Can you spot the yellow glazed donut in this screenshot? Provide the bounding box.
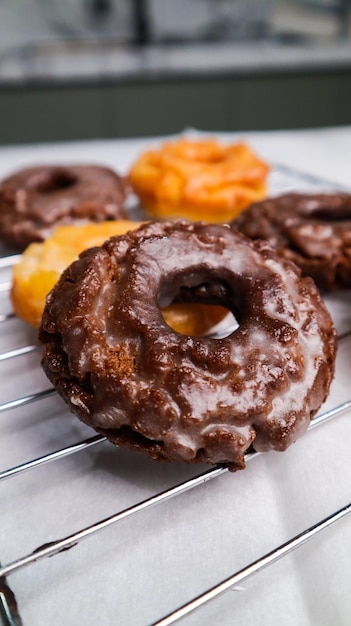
[11,220,227,333]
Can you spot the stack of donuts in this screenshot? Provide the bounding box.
[2,136,344,472]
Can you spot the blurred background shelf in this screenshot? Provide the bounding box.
[0,0,351,144]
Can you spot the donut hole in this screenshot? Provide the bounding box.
[160,302,236,337]
[158,277,241,337]
[36,169,78,193]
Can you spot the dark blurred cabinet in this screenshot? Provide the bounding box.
[1,68,351,144]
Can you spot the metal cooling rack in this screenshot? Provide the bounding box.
[0,165,351,626]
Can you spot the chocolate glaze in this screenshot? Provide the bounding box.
[0,164,128,250]
[39,221,337,471]
[231,192,351,291]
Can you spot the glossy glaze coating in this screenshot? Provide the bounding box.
[40,221,337,471]
[0,164,128,250]
[232,192,351,291]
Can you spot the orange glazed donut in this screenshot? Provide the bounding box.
[128,138,270,223]
[11,220,227,333]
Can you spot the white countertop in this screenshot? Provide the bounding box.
[0,124,350,183]
[0,125,350,626]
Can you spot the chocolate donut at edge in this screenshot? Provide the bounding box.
[231,192,351,291]
[0,164,128,250]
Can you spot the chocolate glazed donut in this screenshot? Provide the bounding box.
[39,221,337,471]
[231,192,351,291]
[0,164,128,250]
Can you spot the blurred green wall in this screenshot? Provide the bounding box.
[1,68,351,144]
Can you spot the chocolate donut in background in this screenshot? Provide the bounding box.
[231,192,351,292]
[39,220,337,472]
[0,164,128,250]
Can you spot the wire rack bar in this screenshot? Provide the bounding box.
[307,399,351,429]
[0,255,20,269]
[0,434,105,482]
[337,329,351,341]
[0,576,23,626]
[1,398,350,484]
[0,312,16,323]
[1,398,350,580]
[152,501,351,626]
[0,344,40,362]
[271,163,351,192]
[0,389,55,414]
[0,464,228,579]
[0,281,11,293]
